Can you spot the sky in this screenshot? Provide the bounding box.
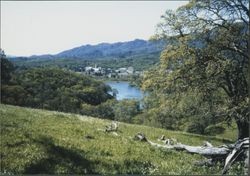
[1,1,188,56]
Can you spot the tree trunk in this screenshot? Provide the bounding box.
[236,120,249,139]
[134,133,249,174]
[134,133,230,159]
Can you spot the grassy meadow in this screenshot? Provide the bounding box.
[0,104,243,175]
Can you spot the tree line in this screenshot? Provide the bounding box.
[1,52,141,122]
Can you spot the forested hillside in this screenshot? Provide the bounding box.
[1,55,142,121]
[54,39,164,59]
[1,57,112,113]
[9,39,165,71]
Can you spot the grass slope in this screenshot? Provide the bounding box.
[0,104,243,175]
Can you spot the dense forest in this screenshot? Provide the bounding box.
[1,61,111,112]
[1,54,141,122]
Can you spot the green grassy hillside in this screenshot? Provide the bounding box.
[0,104,243,175]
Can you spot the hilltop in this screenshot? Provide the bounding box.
[20,39,165,60]
[53,39,165,59]
[8,39,165,71]
[1,104,243,175]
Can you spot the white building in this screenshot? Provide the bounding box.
[127,67,134,74]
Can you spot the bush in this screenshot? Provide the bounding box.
[186,121,206,134]
[80,100,116,119]
[204,125,225,135]
[133,108,178,130]
[112,99,141,123]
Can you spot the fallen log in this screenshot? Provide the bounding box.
[203,141,213,147]
[134,133,230,159]
[222,137,249,175]
[134,133,249,174]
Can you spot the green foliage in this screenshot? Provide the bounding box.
[1,59,142,122]
[139,80,227,134]
[142,0,249,139]
[0,104,243,175]
[186,120,207,134]
[1,50,15,84]
[112,99,141,123]
[11,52,161,72]
[128,74,143,87]
[80,99,142,123]
[80,99,116,119]
[214,122,237,141]
[2,67,113,114]
[1,85,27,106]
[204,125,226,136]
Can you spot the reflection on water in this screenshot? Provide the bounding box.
[105,81,144,100]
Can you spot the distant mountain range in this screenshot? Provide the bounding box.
[9,39,166,71]
[25,39,165,60]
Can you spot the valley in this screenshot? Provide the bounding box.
[1,0,249,175]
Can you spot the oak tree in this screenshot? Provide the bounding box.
[145,0,249,139]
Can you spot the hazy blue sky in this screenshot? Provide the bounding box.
[1,1,188,56]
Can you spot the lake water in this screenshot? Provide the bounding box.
[105,81,144,100]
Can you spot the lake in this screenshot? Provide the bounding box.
[105,81,144,100]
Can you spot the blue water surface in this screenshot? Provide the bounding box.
[105,81,144,101]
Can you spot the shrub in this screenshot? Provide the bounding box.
[204,125,225,135]
[112,99,141,123]
[186,121,206,134]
